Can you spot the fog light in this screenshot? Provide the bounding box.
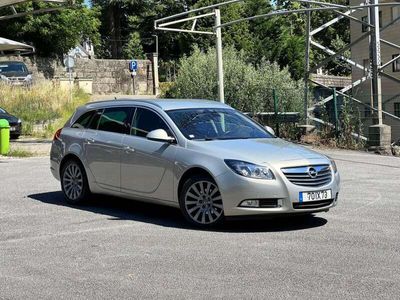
[240,200,260,208]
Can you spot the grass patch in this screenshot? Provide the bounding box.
[0,82,90,138]
[3,148,35,158]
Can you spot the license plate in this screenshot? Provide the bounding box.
[299,190,332,202]
[10,126,16,131]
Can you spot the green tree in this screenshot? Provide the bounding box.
[169,46,303,114]
[122,31,145,59]
[0,0,101,57]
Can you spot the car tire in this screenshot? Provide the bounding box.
[179,175,224,228]
[61,159,90,205]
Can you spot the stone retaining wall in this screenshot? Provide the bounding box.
[1,56,154,95]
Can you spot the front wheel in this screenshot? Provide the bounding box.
[61,159,90,204]
[179,175,224,227]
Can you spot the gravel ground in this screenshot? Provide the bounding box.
[0,149,399,299]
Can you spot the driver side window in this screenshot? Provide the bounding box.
[131,107,171,138]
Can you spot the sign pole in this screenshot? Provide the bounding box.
[129,60,138,96]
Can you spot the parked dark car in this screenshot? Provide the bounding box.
[0,107,22,139]
[0,61,33,86]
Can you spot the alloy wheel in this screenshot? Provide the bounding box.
[62,162,84,201]
[184,180,223,225]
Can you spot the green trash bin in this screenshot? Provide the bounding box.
[0,119,10,155]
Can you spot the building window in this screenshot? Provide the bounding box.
[362,15,368,32]
[392,6,400,23]
[362,12,382,32]
[395,103,400,117]
[392,54,400,72]
[364,107,372,118]
[363,59,370,76]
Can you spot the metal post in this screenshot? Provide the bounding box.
[215,8,225,104]
[370,0,383,125]
[132,75,136,95]
[152,34,159,55]
[333,88,339,136]
[304,7,311,124]
[273,89,280,137]
[68,66,72,103]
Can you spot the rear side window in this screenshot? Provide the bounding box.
[87,110,102,130]
[72,111,95,129]
[98,107,131,134]
[131,107,171,137]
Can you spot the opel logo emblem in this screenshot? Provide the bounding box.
[308,167,318,178]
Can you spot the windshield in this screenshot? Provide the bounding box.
[0,63,28,73]
[167,108,273,141]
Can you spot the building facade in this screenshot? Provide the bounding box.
[350,0,400,141]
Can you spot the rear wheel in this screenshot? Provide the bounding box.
[179,175,224,227]
[61,159,90,204]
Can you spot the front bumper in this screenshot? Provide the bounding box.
[9,123,22,136]
[216,165,340,217]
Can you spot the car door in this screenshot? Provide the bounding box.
[84,107,133,191]
[120,107,177,200]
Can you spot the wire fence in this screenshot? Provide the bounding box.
[257,88,400,145]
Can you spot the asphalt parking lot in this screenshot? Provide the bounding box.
[1,149,399,299]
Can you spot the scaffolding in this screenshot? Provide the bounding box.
[155,0,400,145]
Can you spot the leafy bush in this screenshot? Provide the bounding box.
[167,46,304,114]
[0,83,90,137]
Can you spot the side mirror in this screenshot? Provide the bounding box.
[146,129,175,143]
[264,125,275,136]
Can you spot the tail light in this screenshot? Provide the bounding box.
[53,128,62,141]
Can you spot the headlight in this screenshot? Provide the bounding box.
[25,74,32,81]
[330,159,338,173]
[224,160,275,180]
[0,74,8,80]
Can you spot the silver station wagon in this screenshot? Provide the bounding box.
[50,99,340,227]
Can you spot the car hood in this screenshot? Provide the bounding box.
[188,138,328,164]
[0,113,18,124]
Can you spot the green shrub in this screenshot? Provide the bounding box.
[168,46,304,114]
[159,82,175,98]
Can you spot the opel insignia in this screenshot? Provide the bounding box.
[50,99,340,227]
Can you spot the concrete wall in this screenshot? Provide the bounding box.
[0,56,154,95]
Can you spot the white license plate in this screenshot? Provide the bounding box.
[299,190,332,202]
[10,126,16,131]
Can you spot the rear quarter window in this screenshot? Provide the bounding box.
[72,111,95,129]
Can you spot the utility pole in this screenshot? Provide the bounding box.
[215,8,225,104]
[303,5,311,127]
[368,0,391,153]
[369,0,383,125]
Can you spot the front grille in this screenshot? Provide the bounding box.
[281,165,332,187]
[293,199,334,209]
[8,77,25,81]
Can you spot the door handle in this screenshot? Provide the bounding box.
[124,146,135,153]
[86,138,95,144]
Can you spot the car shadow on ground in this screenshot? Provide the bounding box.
[28,191,328,233]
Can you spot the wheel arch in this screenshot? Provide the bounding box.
[177,167,216,200]
[59,153,86,178]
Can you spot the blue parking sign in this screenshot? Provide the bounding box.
[129,60,138,72]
